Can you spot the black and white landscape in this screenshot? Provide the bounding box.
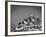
[11,5,42,32]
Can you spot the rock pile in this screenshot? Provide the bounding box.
[11,16,42,32]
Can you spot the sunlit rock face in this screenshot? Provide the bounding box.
[11,15,42,32]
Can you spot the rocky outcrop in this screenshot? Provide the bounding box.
[11,16,42,32]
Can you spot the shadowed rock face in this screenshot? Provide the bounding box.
[11,16,42,32]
